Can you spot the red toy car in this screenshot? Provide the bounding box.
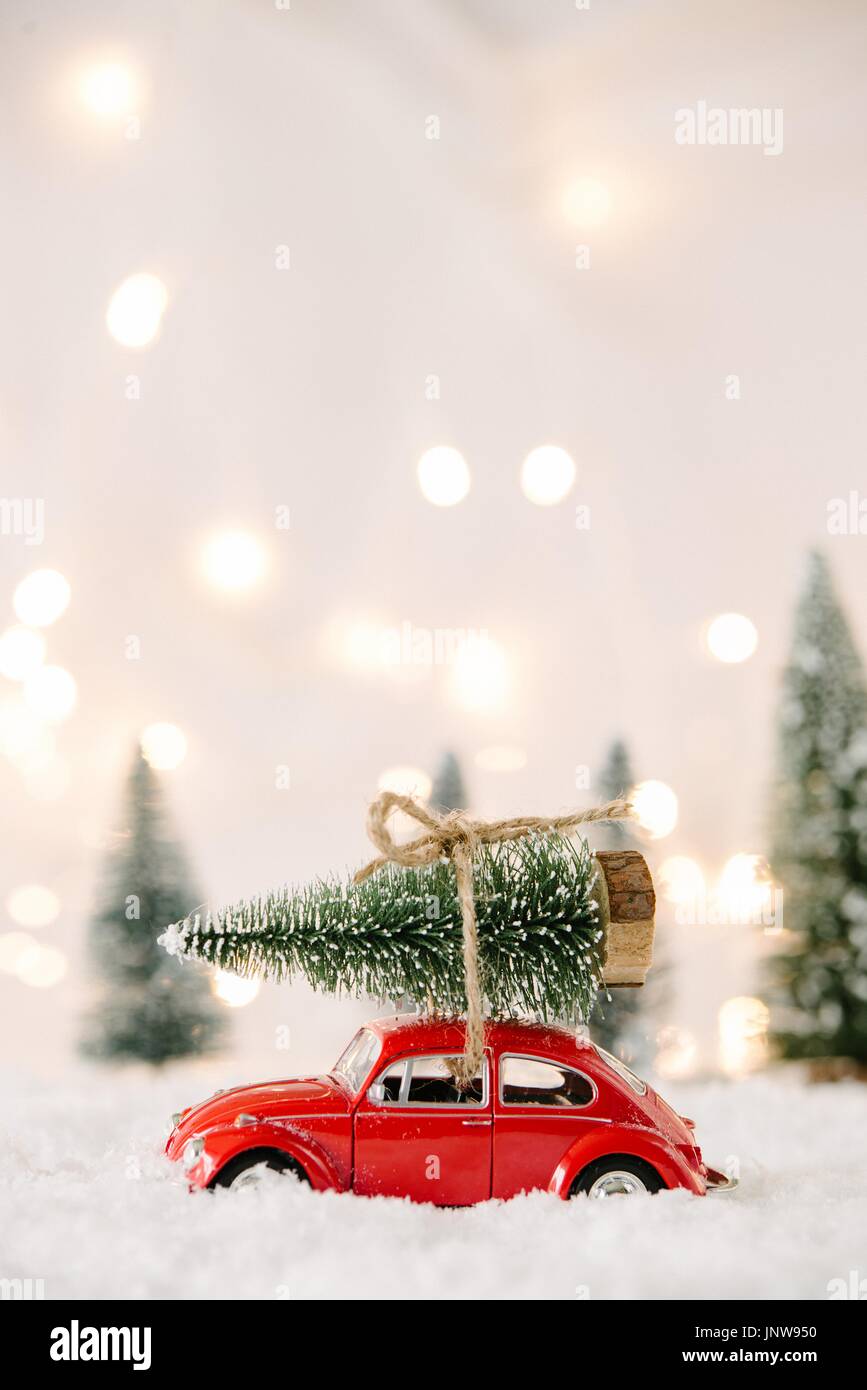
[166,1015,735,1201]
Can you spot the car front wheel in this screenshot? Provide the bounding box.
[212,1150,309,1192]
[573,1156,663,1199]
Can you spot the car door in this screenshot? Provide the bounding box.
[492,1053,603,1199]
[354,1051,492,1204]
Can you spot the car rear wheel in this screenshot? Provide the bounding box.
[573,1156,663,1199]
[213,1150,309,1192]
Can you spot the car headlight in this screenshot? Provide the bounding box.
[182,1137,205,1171]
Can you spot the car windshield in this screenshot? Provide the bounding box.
[594,1044,647,1095]
[333,1028,381,1094]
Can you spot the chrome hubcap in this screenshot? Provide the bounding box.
[588,1170,648,1199]
[231,1166,268,1191]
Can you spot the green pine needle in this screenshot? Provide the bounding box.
[160,832,603,1023]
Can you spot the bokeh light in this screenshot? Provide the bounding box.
[200,530,267,592]
[474,745,528,773]
[79,62,136,117]
[449,639,510,712]
[16,943,67,989]
[630,780,678,839]
[0,626,46,682]
[140,722,188,771]
[718,995,770,1077]
[212,970,260,1008]
[654,1026,698,1080]
[417,447,471,507]
[705,612,758,664]
[717,853,775,923]
[7,884,60,929]
[562,177,611,228]
[377,765,433,801]
[0,931,38,974]
[520,446,576,506]
[657,855,704,907]
[106,273,168,348]
[13,570,71,627]
[23,665,77,723]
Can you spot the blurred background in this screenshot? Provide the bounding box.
[2,0,866,1088]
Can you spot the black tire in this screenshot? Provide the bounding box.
[211,1149,309,1191]
[572,1155,663,1198]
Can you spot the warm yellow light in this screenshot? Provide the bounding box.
[0,626,46,682]
[13,570,71,627]
[563,177,611,228]
[106,273,168,348]
[657,855,704,906]
[717,853,774,923]
[0,932,38,974]
[417,447,471,507]
[520,446,576,506]
[718,995,769,1077]
[200,531,267,592]
[16,943,67,989]
[140,722,188,771]
[79,63,136,117]
[23,666,77,723]
[6,884,60,929]
[450,640,510,712]
[337,619,384,671]
[377,765,433,802]
[474,745,528,773]
[705,613,758,664]
[630,780,678,839]
[212,970,260,1008]
[654,1026,698,1080]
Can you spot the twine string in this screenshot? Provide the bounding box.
[354,792,634,1087]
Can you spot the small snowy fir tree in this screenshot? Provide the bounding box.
[80,750,226,1065]
[160,832,604,1024]
[769,551,867,1064]
[431,750,468,812]
[587,739,645,1055]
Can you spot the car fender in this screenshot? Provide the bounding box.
[547,1123,705,1199]
[196,1121,346,1192]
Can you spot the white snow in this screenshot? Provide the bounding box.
[2,1065,865,1300]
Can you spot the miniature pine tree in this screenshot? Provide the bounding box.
[431,751,468,812]
[160,831,605,1024]
[80,750,226,1065]
[768,551,867,1064]
[588,739,645,1054]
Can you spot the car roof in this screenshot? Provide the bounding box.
[367,1013,598,1064]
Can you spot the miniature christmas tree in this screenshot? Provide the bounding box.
[768,551,867,1065]
[431,750,468,813]
[162,831,605,1023]
[81,750,226,1065]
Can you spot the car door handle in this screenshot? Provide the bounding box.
[461,1118,492,1126]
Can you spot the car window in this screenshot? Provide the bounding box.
[500,1056,594,1108]
[370,1054,487,1106]
[407,1055,485,1105]
[593,1045,647,1095]
[333,1028,381,1093]
[376,1060,406,1102]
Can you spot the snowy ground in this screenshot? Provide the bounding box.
[2,1064,865,1300]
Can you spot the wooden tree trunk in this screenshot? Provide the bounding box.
[594,850,656,987]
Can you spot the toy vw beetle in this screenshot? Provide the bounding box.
[166,1015,736,1201]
